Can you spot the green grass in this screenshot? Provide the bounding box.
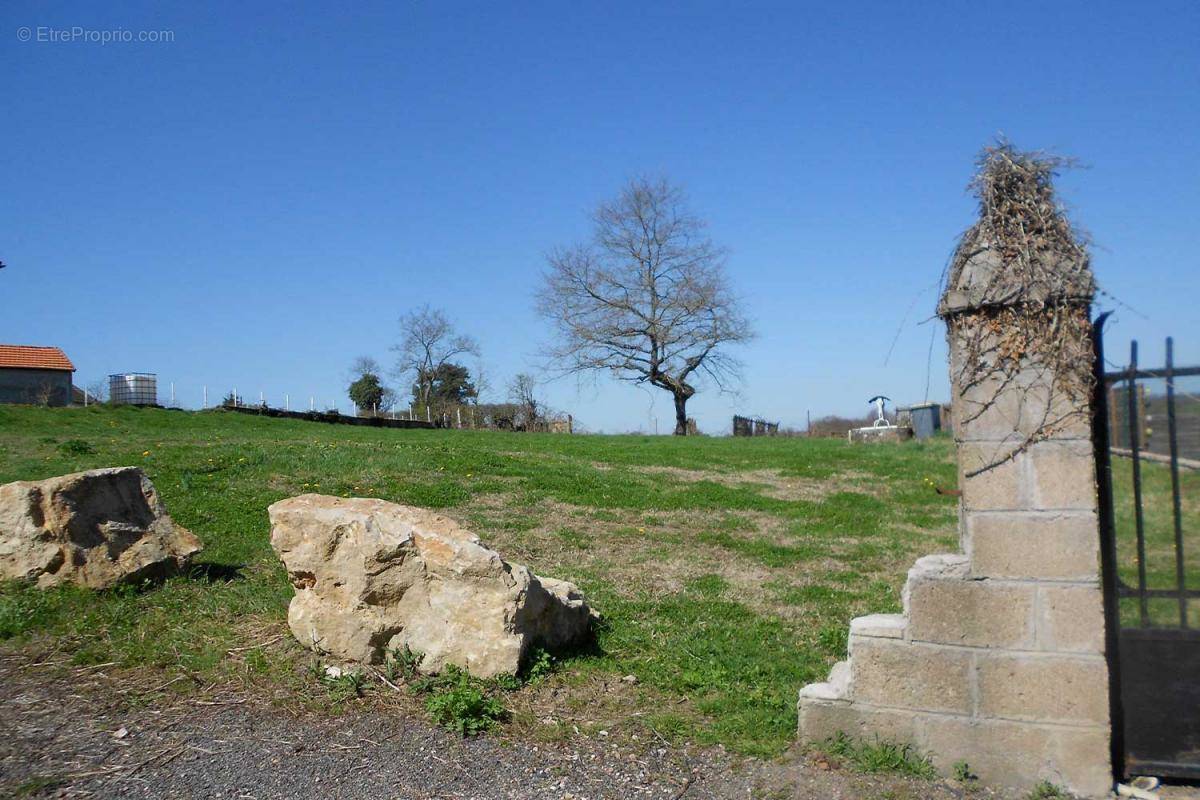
[418,665,509,735]
[0,404,960,757]
[1027,780,1070,799]
[820,732,938,778]
[13,776,66,797]
[1111,454,1200,627]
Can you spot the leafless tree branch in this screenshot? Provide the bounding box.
[536,176,754,434]
[391,304,480,409]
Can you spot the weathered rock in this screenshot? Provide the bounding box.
[268,494,594,678]
[0,467,203,588]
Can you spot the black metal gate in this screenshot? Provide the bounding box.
[1093,315,1200,780]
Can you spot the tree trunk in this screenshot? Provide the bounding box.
[673,392,689,436]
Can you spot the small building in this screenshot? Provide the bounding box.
[0,344,76,406]
[896,402,947,440]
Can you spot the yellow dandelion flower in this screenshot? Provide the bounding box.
[142,450,151,457]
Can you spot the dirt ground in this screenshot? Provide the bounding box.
[6,650,1198,800]
[0,652,1009,800]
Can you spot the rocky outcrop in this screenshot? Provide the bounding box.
[268,494,594,679]
[0,467,203,588]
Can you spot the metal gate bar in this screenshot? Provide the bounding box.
[1166,338,1188,628]
[1099,326,1200,780]
[1125,341,1150,625]
[1112,339,1200,618]
[1091,313,1126,781]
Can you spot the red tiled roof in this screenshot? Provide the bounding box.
[0,345,75,371]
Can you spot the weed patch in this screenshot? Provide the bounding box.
[58,439,95,456]
[821,732,937,778]
[415,666,508,735]
[1027,781,1070,799]
[315,665,366,702]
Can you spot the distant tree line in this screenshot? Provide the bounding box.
[344,305,563,431]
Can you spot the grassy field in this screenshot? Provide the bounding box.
[1112,453,1200,627]
[0,404,960,757]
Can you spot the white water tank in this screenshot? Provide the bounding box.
[109,373,158,406]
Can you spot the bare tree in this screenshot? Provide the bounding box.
[84,379,108,404]
[536,177,753,435]
[348,356,382,380]
[391,305,480,409]
[507,373,540,427]
[472,357,493,403]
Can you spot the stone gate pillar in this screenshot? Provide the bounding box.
[798,156,1111,797]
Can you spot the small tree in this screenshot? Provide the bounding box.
[415,362,477,411]
[349,373,385,414]
[536,177,754,434]
[379,387,398,413]
[507,373,540,428]
[84,380,108,404]
[347,356,396,415]
[392,305,479,410]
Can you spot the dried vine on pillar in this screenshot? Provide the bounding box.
[939,142,1096,476]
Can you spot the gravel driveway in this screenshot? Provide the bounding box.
[0,652,1005,799]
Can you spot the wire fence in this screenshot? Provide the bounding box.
[1109,375,1200,463]
[76,378,574,432]
[732,415,780,436]
[82,378,384,418]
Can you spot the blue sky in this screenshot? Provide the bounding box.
[3,1,1197,433]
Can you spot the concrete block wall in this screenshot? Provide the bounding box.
[798,320,1112,797]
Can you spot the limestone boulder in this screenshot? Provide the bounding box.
[0,467,203,588]
[268,494,594,678]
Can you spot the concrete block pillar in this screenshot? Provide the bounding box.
[798,156,1111,796]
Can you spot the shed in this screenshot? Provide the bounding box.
[0,345,76,406]
[907,402,942,440]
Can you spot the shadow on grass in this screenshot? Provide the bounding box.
[107,561,246,595]
[560,617,610,661]
[186,562,245,584]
